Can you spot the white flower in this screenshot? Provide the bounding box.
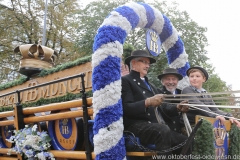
[32,124,38,132]
[6,125,54,159]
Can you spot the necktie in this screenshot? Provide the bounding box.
[143,79,151,90]
[143,79,165,124]
[201,90,206,97]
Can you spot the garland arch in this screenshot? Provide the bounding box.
[92,1,190,159]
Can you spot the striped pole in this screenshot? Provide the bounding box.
[92,2,189,159]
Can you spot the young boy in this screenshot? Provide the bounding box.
[182,66,240,126]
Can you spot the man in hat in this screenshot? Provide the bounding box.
[121,50,189,156]
[158,68,183,95]
[158,68,188,133]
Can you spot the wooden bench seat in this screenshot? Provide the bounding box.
[1,157,18,160]
[50,150,95,159]
[51,151,156,158]
[126,151,157,156]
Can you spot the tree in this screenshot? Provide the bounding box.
[0,0,231,94]
[0,0,81,83]
[76,0,230,93]
[147,1,210,87]
[75,0,133,57]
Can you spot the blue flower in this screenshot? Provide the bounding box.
[6,124,54,159]
[25,149,34,158]
[24,145,32,150]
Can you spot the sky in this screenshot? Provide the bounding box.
[82,0,240,91]
[171,0,240,91]
[3,0,239,91]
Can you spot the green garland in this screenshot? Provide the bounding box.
[0,90,93,113]
[228,124,240,159]
[0,55,92,91]
[38,55,91,77]
[0,76,28,91]
[192,119,215,160]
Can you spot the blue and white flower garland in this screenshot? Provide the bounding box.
[92,2,189,159]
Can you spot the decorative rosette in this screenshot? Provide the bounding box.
[92,2,189,159]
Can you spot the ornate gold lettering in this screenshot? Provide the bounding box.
[26,82,38,102]
[30,89,38,101]
[0,95,17,106]
[76,77,82,91]
[13,92,22,104]
[10,95,15,105]
[0,69,93,107]
[4,96,9,105]
[51,83,58,96]
[41,85,50,98]
[58,81,67,95]
[25,90,30,102]
[0,98,5,106]
[68,79,78,92]
[5,95,15,105]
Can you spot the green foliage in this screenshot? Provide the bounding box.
[75,0,132,57]
[77,0,212,87]
[122,44,135,63]
[203,64,231,92]
[229,124,240,159]
[0,106,14,112]
[192,119,215,160]
[148,1,210,88]
[0,0,231,96]
[38,55,91,77]
[0,0,231,94]
[0,0,82,83]
[0,76,28,91]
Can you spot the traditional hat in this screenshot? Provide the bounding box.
[124,50,156,66]
[158,68,183,80]
[186,66,209,81]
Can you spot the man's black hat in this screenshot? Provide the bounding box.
[124,50,156,66]
[158,68,183,80]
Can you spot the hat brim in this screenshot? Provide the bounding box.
[186,66,209,81]
[125,56,156,66]
[158,73,183,80]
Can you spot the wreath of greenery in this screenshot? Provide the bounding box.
[192,119,215,159]
[228,124,240,157]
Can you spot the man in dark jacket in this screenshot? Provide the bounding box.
[122,50,188,156]
[158,68,187,133]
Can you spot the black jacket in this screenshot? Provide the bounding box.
[121,70,179,129]
[160,86,183,133]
